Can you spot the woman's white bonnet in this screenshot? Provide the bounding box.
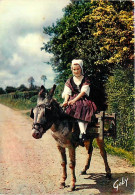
[71,59,83,74]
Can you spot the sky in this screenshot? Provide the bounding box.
[0,0,70,89]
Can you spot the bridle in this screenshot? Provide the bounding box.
[32,103,53,133]
[32,123,44,130]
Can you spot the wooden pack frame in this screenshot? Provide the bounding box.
[87,111,116,140]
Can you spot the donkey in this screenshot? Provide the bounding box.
[31,85,111,191]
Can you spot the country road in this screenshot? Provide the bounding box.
[0,104,134,195]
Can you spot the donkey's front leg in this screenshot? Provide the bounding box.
[68,146,76,191]
[57,145,67,188]
[96,137,111,179]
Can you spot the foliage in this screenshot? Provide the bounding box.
[109,0,134,12]
[0,87,6,94]
[0,91,38,110]
[5,86,17,93]
[41,75,47,86]
[53,82,65,103]
[42,1,95,80]
[0,91,38,100]
[105,67,134,152]
[30,95,38,103]
[82,0,134,68]
[42,0,107,110]
[42,0,133,111]
[28,76,35,89]
[17,84,28,92]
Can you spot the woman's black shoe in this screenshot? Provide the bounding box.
[82,133,87,142]
[79,133,87,147]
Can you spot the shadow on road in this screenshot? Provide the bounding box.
[76,172,134,194]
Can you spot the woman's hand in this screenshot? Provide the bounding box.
[62,101,68,107]
[68,99,76,105]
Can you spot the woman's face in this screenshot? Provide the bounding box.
[72,64,82,77]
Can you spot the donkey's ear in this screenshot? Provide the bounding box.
[40,85,45,91]
[39,85,45,96]
[49,84,56,97]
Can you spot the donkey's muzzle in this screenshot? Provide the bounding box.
[32,123,43,139]
[32,129,42,139]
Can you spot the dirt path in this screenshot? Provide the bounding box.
[0,104,134,195]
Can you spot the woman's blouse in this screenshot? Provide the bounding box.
[62,76,90,98]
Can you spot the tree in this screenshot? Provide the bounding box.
[43,0,133,79]
[42,1,95,82]
[0,87,5,94]
[17,84,28,92]
[42,0,133,110]
[28,77,35,89]
[41,75,47,86]
[5,86,17,93]
[81,0,134,68]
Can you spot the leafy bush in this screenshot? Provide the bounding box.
[0,91,38,110]
[0,87,5,94]
[5,91,38,100]
[30,95,38,103]
[5,86,17,93]
[105,67,134,152]
[53,82,65,103]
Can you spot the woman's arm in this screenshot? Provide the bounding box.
[62,94,70,107]
[68,91,85,105]
[62,85,71,107]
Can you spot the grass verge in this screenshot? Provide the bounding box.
[93,140,134,166]
[0,96,36,110]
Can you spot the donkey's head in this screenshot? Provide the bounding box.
[31,84,56,139]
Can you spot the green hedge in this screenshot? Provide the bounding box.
[0,91,38,110]
[5,91,37,99]
[105,67,134,152]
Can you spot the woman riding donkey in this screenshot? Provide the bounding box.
[62,59,97,145]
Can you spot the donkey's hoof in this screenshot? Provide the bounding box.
[106,173,112,179]
[70,186,75,191]
[80,170,86,175]
[59,182,65,189]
